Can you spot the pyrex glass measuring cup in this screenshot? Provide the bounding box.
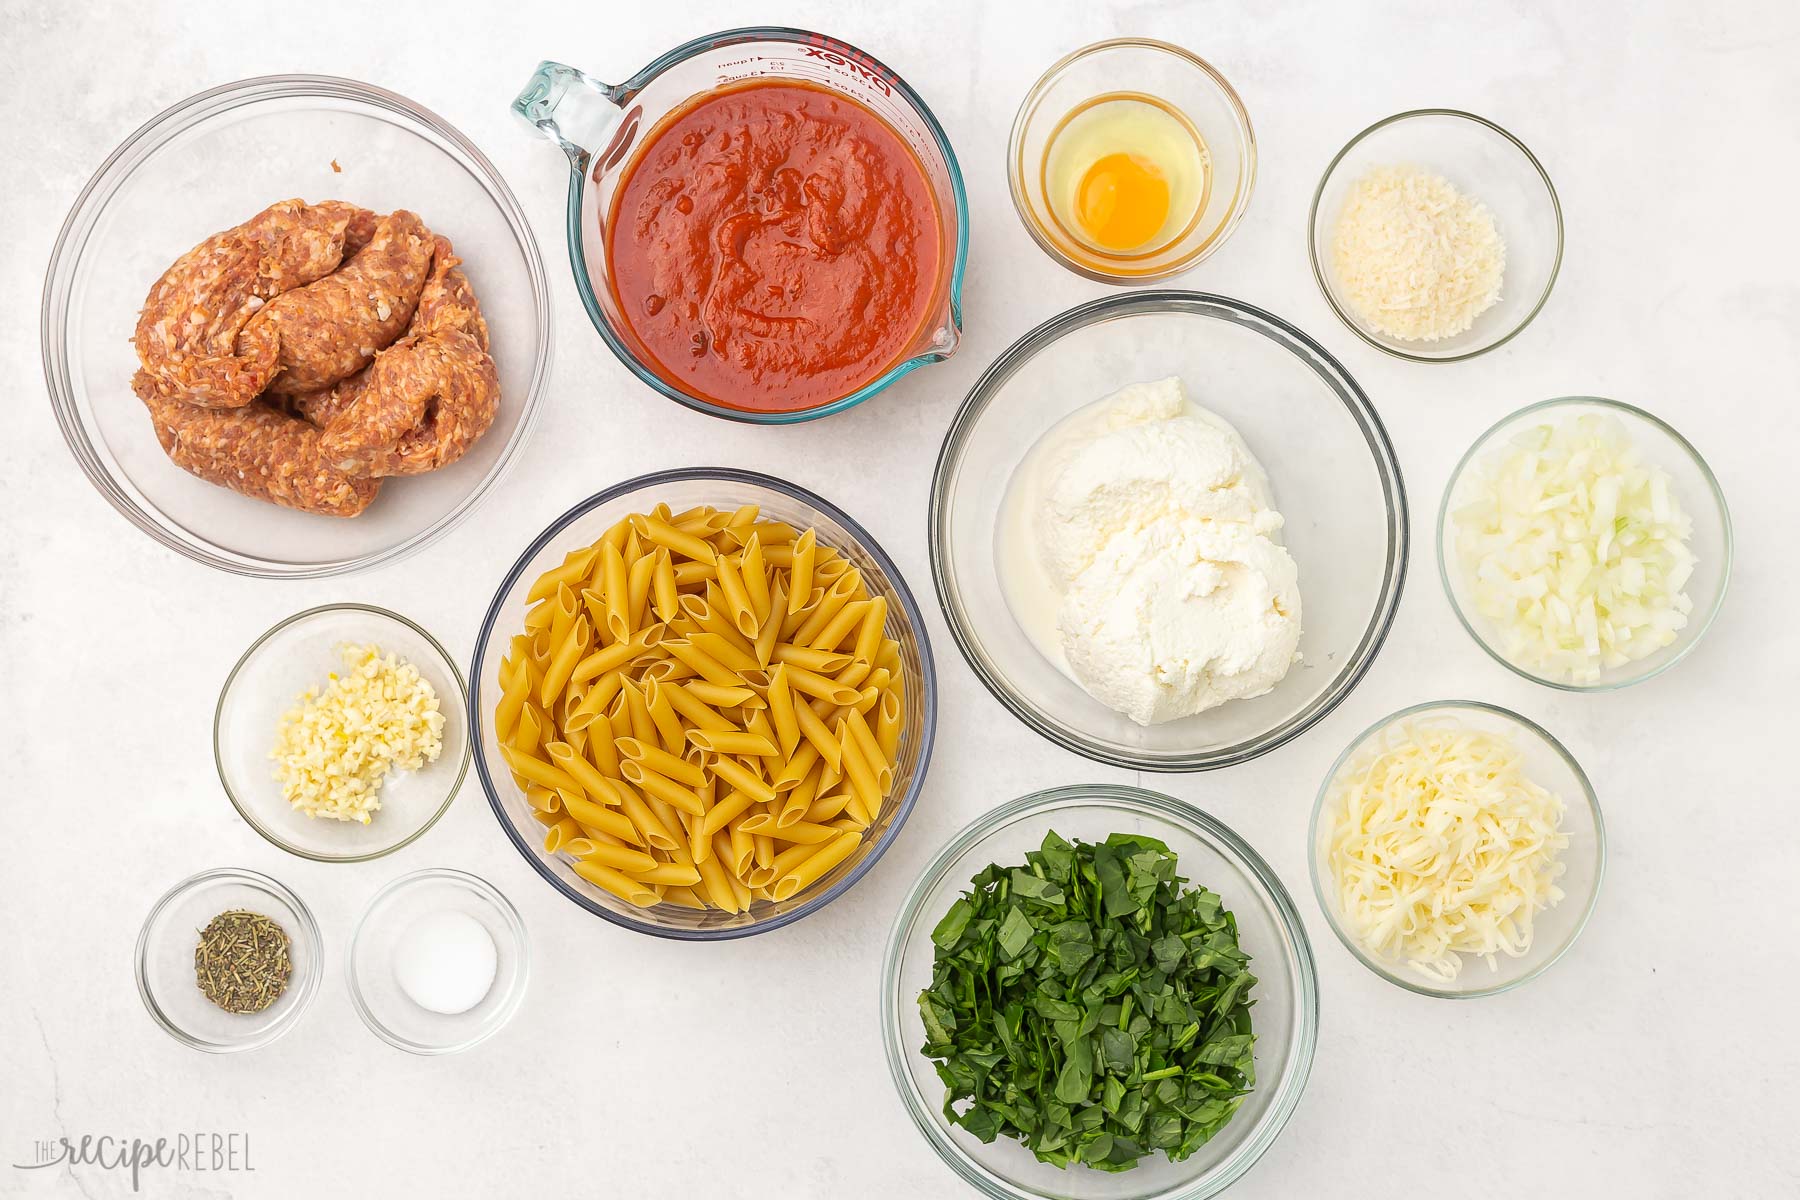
[513,27,970,424]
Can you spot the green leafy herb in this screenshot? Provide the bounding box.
[917,831,1256,1172]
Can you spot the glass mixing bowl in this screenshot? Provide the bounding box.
[512,26,968,423]
[469,468,938,939]
[42,75,552,577]
[931,291,1407,771]
[214,603,470,862]
[1308,700,1606,998]
[135,868,323,1053]
[1009,39,1255,283]
[347,868,530,1054]
[1438,396,1732,691]
[883,785,1318,1200]
[1308,109,1562,362]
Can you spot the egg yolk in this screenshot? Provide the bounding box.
[1075,152,1170,252]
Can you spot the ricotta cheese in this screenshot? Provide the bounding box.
[1002,377,1302,726]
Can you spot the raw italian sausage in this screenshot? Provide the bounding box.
[253,209,433,396]
[133,199,354,409]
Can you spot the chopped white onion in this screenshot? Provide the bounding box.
[1453,413,1695,684]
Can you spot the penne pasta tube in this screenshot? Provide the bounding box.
[640,679,687,756]
[574,861,660,907]
[500,744,582,796]
[612,778,679,851]
[772,740,822,792]
[844,708,893,790]
[770,819,842,845]
[839,728,883,819]
[672,559,718,586]
[807,598,872,654]
[753,578,786,666]
[852,595,888,666]
[660,885,706,910]
[527,545,601,603]
[795,698,843,772]
[741,535,770,619]
[805,790,853,824]
[619,760,707,816]
[542,816,581,854]
[690,630,760,675]
[495,659,531,744]
[652,548,680,623]
[710,754,777,804]
[638,514,717,563]
[561,793,644,846]
[699,790,756,838]
[787,528,816,616]
[875,690,904,763]
[626,544,658,633]
[687,729,779,757]
[773,830,861,900]
[576,841,658,874]
[629,862,702,887]
[695,849,740,913]
[523,784,561,814]
[766,665,801,760]
[714,553,759,638]
[771,644,853,674]
[547,742,620,802]
[783,664,861,706]
[661,639,742,688]
[616,737,707,787]
[728,823,755,875]
[539,614,590,708]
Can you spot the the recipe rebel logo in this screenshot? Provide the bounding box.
[11,1131,255,1192]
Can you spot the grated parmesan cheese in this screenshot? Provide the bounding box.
[1322,717,1567,982]
[1331,164,1506,342]
[271,643,445,824]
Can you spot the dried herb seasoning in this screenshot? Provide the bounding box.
[194,910,292,1014]
[917,831,1256,1172]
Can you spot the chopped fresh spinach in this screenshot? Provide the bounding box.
[917,831,1256,1172]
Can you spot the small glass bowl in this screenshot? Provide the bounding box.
[136,868,323,1052]
[470,468,938,939]
[883,785,1318,1200]
[215,603,470,861]
[1010,39,1255,282]
[1308,700,1605,999]
[1308,109,1562,361]
[347,868,530,1054]
[1438,396,1732,691]
[931,291,1407,771]
[42,74,552,577]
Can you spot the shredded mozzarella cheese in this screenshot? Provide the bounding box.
[1331,164,1505,342]
[1323,718,1567,982]
[271,643,445,824]
[1453,412,1696,684]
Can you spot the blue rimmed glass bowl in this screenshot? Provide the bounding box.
[512,27,969,424]
[469,469,938,939]
[883,785,1318,1200]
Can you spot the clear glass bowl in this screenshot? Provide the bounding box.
[214,603,470,861]
[1308,700,1606,999]
[1308,109,1562,362]
[883,785,1318,1200]
[931,291,1407,771]
[1009,39,1255,283]
[469,468,938,939]
[1438,396,1732,691]
[347,868,530,1054]
[42,74,552,577]
[512,27,968,423]
[135,868,323,1052]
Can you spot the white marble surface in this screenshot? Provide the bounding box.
[3,0,1797,1196]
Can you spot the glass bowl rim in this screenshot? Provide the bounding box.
[881,782,1320,1200]
[1305,107,1564,363]
[468,466,939,940]
[41,72,555,578]
[560,25,971,425]
[929,289,1409,772]
[1306,698,1608,999]
[1006,37,1257,285]
[345,866,531,1055]
[1435,394,1734,692]
[134,866,325,1053]
[212,601,472,862]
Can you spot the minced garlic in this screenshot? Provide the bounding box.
[271,643,445,824]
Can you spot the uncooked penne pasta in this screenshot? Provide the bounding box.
[495,504,911,916]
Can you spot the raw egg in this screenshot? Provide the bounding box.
[1043,93,1210,257]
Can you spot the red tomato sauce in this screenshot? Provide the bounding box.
[604,80,942,414]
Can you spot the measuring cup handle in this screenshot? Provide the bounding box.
[511,60,623,168]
